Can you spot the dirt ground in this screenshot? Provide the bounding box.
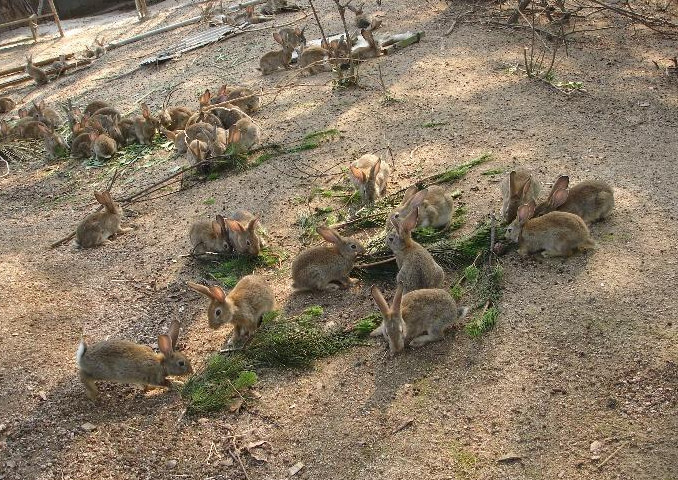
[0,0,677,479]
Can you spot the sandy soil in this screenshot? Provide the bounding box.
[0,0,677,479]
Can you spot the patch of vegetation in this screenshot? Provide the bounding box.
[203,197,215,205]
[481,168,504,175]
[434,154,492,183]
[421,121,449,128]
[209,247,286,288]
[296,206,345,242]
[465,306,499,338]
[449,442,479,479]
[181,306,370,413]
[353,313,381,336]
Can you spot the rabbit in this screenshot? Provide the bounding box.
[387,204,445,294]
[391,186,455,229]
[328,36,351,69]
[505,200,596,257]
[262,0,287,14]
[186,90,223,128]
[246,5,273,23]
[76,320,192,400]
[349,154,390,203]
[187,275,275,346]
[370,284,469,355]
[0,96,15,113]
[25,55,49,85]
[118,117,138,145]
[211,106,250,130]
[84,100,111,116]
[534,175,614,224]
[133,103,160,145]
[347,2,371,28]
[500,168,541,223]
[185,121,216,144]
[71,132,95,158]
[225,210,263,256]
[157,106,192,131]
[89,114,124,145]
[228,117,260,153]
[38,124,68,160]
[85,36,106,58]
[189,215,230,255]
[278,26,306,49]
[93,132,118,160]
[206,124,230,157]
[51,54,68,77]
[162,128,188,154]
[259,33,294,75]
[299,45,330,75]
[11,120,48,139]
[187,138,209,167]
[353,29,381,59]
[222,86,261,114]
[75,190,132,248]
[292,226,365,292]
[29,100,61,129]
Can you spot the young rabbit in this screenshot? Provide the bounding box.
[118,117,138,145]
[25,55,49,85]
[71,132,95,158]
[187,138,209,172]
[157,106,192,131]
[225,210,263,256]
[29,100,61,129]
[93,132,118,160]
[223,86,261,114]
[347,2,371,28]
[0,96,15,113]
[534,175,614,223]
[500,169,541,223]
[505,200,596,257]
[133,103,160,145]
[228,117,260,153]
[278,26,307,49]
[162,128,188,154]
[391,186,455,229]
[353,29,381,59]
[12,120,48,139]
[259,33,294,75]
[76,320,192,400]
[292,226,365,292]
[189,215,230,255]
[187,275,275,346]
[75,190,132,248]
[299,45,330,75]
[246,5,273,23]
[38,124,68,160]
[370,284,468,355]
[328,36,351,69]
[186,90,223,128]
[211,106,250,130]
[349,154,390,203]
[84,100,111,116]
[387,205,445,294]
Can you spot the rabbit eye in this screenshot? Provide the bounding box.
[215,308,222,317]
[178,360,185,367]
[246,240,251,246]
[394,212,400,218]
[350,244,356,249]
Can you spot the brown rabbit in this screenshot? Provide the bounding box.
[76,320,192,400]
[387,205,445,294]
[162,128,188,154]
[225,210,263,256]
[505,200,596,257]
[189,215,230,255]
[278,26,306,49]
[84,100,111,116]
[93,132,118,160]
[187,275,275,346]
[534,175,614,223]
[118,117,138,145]
[187,138,209,167]
[349,154,390,203]
[185,90,223,128]
[223,86,261,114]
[500,169,541,223]
[299,44,330,75]
[211,106,250,130]
[71,132,95,158]
[0,97,15,113]
[133,103,160,144]
[228,117,260,153]
[29,100,61,129]
[371,284,468,355]
[11,120,48,139]
[347,2,371,28]
[25,55,49,85]
[157,106,192,131]
[259,33,294,75]
[292,226,365,292]
[75,191,132,248]
[37,124,68,160]
[391,186,456,229]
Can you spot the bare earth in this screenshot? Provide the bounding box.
[0,0,676,479]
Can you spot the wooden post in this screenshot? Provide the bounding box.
[29,14,38,42]
[46,0,65,37]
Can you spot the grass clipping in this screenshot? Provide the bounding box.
[181,306,369,414]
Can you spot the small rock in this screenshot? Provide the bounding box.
[80,423,96,432]
[38,391,47,401]
[166,460,177,469]
[590,440,603,454]
[289,462,304,477]
[6,460,16,468]
[497,453,522,464]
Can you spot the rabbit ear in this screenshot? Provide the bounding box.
[517,201,536,224]
[402,185,418,203]
[218,84,228,96]
[294,27,301,35]
[408,189,428,211]
[273,32,283,45]
[246,5,253,13]
[167,320,181,348]
[226,219,244,233]
[208,285,226,303]
[200,89,211,106]
[93,191,106,205]
[369,158,381,179]
[317,226,341,245]
[216,214,227,235]
[228,125,241,144]
[550,188,569,208]
[141,103,150,118]
[401,206,419,233]
[349,165,366,183]
[371,285,390,316]
[211,220,222,237]
[552,175,569,192]
[247,218,257,233]
[158,334,174,356]
[392,283,404,313]
[187,281,213,298]
[509,170,521,194]
[520,176,533,200]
